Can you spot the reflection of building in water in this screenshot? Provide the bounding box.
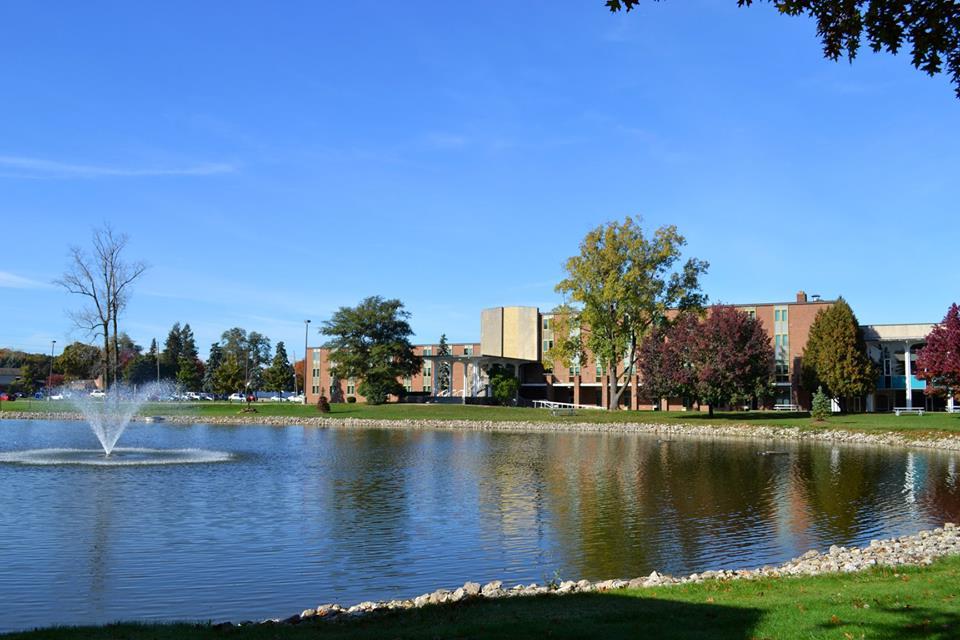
[902,452,928,507]
[948,457,958,489]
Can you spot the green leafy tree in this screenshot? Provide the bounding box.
[811,385,832,422]
[219,327,271,391]
[488,365,520,406]
[607,1,960,99]
[437,333,451,394]
[264,341,294,392]
[124,354,158,386]
[55,342,101,381]
[801,298,876,410]
[212,354,245,395]
[555,217,708,410]
[321,296,421,406]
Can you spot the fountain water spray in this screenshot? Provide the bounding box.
[68,381,175,456]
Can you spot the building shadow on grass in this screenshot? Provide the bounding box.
[675,411,811,422]
[818,604,960,640]
[292,592,765,640]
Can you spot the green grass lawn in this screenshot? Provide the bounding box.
[3,398,960,436]
[5,556,959,639]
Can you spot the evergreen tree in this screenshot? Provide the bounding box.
[180,324,198,362]
[161,322,183,378]
[811,386,832,422]
[264,341,294,392]
[176,355,202,390]
[801,298,876,410]
[437,333,451,394]
[203,343,223,393]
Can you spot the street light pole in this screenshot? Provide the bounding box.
[47,339,56,399]
[304,319,311,404]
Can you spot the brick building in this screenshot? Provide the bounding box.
[305,291,844,410]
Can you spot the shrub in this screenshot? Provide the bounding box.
[811,386,831,422]
[316,395,331,413]
[488,365,520,406]
[346,396,357,403]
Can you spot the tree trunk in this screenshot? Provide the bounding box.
[101,322,110,389]
[708,404,714,417]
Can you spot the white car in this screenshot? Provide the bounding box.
[89,390,106,398]
[286,394,305,403]
[268,395,287,402]
[227,393,247,402]
[50,393,66,401]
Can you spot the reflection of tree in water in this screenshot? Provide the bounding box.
[322,429,413,584]
[536,435,782,580]
[792,445,904,541]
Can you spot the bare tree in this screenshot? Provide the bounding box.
[55,225,147,388]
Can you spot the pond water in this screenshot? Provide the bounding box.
[1,419,958,631]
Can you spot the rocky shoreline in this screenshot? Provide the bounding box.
[4,409,960,453]
[240,523,958,628]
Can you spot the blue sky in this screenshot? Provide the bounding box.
[1,1,957,359]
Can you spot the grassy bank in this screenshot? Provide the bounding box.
[6,555,959,639]
[3,399,960,436]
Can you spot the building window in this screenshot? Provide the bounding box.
[542,339,554,354]
[464,346,473,356]
[596,363,603,382]
[312,350,320,362]
[311,384,319,394]
[569,363,581,378]
[542,318,550,331]
[423,346,432,356]
[346,381,355,396]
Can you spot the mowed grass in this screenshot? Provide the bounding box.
[2,398,960,436]
[5,556,959,640]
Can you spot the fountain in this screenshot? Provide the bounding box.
[0,382,232,466]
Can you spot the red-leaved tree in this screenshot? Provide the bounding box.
[638,312,700,407]
[916,303,960,400]
[694,306,775,417]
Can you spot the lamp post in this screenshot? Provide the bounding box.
[303,319,311,404]
[47,339,56,399]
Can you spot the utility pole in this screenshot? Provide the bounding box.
[47,339,56,398]
[292,349,298,398]
[155,338,160,386]
[303,319,311,404]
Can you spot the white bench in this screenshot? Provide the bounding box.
[773,403,800,412]
[894,407,924,416]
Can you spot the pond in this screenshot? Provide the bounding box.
[0,419,958,631]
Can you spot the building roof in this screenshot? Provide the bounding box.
[861,323,935,342]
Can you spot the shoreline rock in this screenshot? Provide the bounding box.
[4,410,960,454]
[252,523,957,628]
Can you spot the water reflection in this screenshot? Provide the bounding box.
[0,421,958,632]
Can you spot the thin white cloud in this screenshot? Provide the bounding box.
[0,155,237,179]
[0,270,51,289]
[423,132,471,149]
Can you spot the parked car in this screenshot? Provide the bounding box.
[49,393,66,400]
[227,393,246,402]
[0,393,15,401]
[89,390,106,398]
[268,394,287,402]
[286,394,305,403]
